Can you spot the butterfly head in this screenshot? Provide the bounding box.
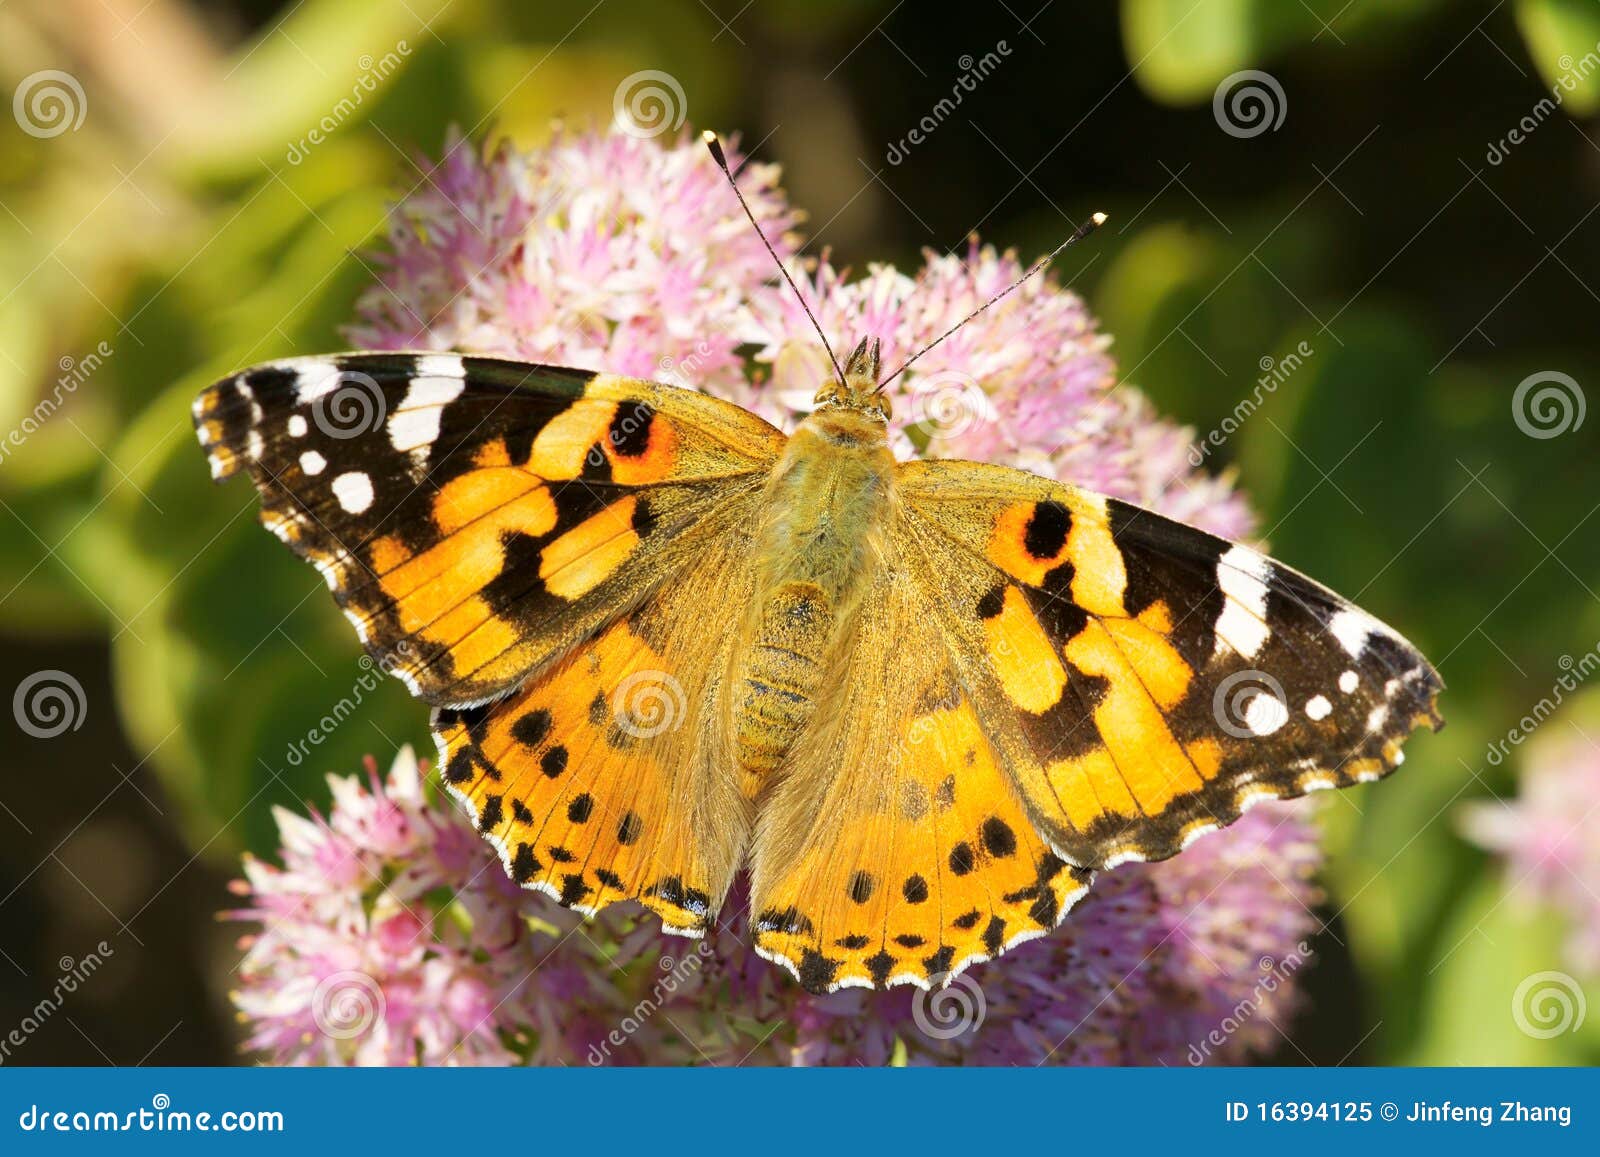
[813,337,891,421]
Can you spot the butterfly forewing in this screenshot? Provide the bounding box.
[193,353,784,706]
[896,458,1444,871]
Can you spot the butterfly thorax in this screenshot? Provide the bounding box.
[730,402,896,798]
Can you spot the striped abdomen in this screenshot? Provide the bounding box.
[733,581,833,794]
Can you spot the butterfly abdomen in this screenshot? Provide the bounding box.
[731,410,896,794]
[734,581,831,790]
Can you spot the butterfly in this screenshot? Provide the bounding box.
[193,335,1442,993]
[192,139,1441,995]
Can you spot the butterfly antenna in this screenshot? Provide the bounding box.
[704,131,846,387]
[876,211,1108,392]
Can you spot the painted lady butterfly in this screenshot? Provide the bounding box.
[193,141,1441,994]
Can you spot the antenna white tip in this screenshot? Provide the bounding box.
[1091,211,1108,226]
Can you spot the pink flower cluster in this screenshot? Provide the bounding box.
[227,126,1321,1065]
[1461,698,1600,974]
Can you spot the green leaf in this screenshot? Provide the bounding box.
[1408,875,1598,1064]
[1122,0,1261,104]
[1516,0,1600,115]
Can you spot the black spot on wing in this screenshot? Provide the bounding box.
[981,816,1017,858]
[541,746,569,778]
[512,708,552,748]
[608,402,655,458]
[798,949,840,994]
[756,907,814,936]
[511,843,541,883]
[1023,500,1071,560]
[865,950,895,987]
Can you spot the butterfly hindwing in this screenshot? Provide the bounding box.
[897,459,1444,870]
[431,520,761,934]
[194,353,785,706]
[748,558,1094,993]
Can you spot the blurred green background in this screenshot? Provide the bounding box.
[1,0,1597,1065]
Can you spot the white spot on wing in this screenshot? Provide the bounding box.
[331,471,374,514]
[1305,694,1332,721]
[292,362,344,405]
[414,354,465,378]
[1329,608,1378,657]
[287,414,308,438]
[1214,545,1273,658]
[388,376,465,457]
[1339,669,1359,694]
[1243,691,1289,736]
[299,450,327,475]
